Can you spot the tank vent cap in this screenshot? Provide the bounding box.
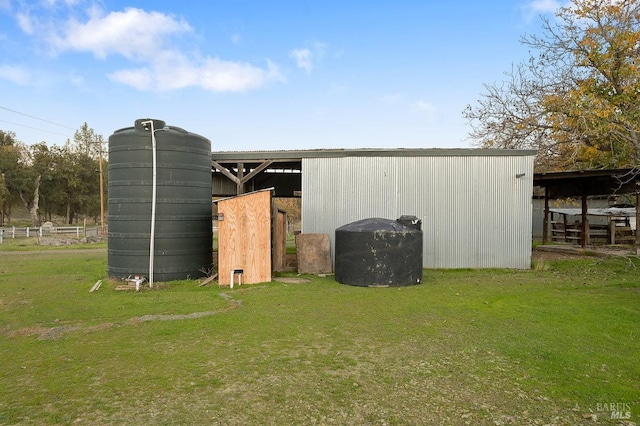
[396,215,421,230]
[134,118,166,131]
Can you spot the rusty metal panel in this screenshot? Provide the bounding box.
[302,152,534,269]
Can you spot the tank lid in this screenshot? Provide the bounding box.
[396,215,422,230]
[336,217,421,233]
[134,118,166,132]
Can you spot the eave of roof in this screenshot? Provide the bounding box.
[533,168,636,182]
[533,168,640,197]
[210,148,537,162]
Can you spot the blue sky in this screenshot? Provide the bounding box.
[0,0,562,151]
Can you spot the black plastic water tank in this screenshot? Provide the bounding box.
[335,216,423,287]
[107,118,213,281]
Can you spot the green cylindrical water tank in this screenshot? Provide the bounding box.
[107,118,212,281]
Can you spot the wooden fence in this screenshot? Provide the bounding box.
[0,225,107,243]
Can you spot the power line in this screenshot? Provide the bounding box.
[0,105,76,130]
[0,119,70,138]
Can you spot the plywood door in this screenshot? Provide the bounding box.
[272,208,287,271]
[218,190,272,285]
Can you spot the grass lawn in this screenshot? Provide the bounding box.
[0,248,638,425]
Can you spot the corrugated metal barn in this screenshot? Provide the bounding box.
[212,148,536,269]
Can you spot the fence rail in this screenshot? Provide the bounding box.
[0,225,107,243]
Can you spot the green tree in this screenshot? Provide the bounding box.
[464,0,640,171]
[0,131,18,223]
[41,145,101,224]
[63,123,106,223]
[38,145,67,222]
[68,151,101,224]
[0,133,41,225]
[0,124,106,226]
[18,142,56,226]
[0,171,8,225]
[71,122,105,160]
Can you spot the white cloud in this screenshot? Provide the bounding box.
[16,12,34,34]
[230,33,241,44]
[13,4,283,93]
[51,7,193,60]
[108,68,154,91]
[196,58,282,92]
[109,54,283,92]
[527,0,563,14]
[0,65,31,85]
[290,41,327,74]
[290,48,312,73]
[40,0,80,7]
[522,0,568,21]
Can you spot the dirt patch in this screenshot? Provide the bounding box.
[37,326,81,340]
[4,292,243,341]
[126,311,223,324]
[533,245,636,261]
[273,277,311,284]
[6,326,48,338]
[532,250,586,262]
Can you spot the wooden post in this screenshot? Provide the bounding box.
[236,162,244,195]
[581,194,588,248]
[636,192,640,255]
[542,188,549,245]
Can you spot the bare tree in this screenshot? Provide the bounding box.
[464,0,640,171]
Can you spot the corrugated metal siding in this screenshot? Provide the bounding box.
[302,154,534,269]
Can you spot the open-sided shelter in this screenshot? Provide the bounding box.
[212,148,536,269]
[533,168,640,248]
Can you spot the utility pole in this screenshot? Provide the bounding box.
[0,172,4,226]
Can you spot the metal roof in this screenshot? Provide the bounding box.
[533,168,639,198]
[210,149,537,197]
[210,148,537,162]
